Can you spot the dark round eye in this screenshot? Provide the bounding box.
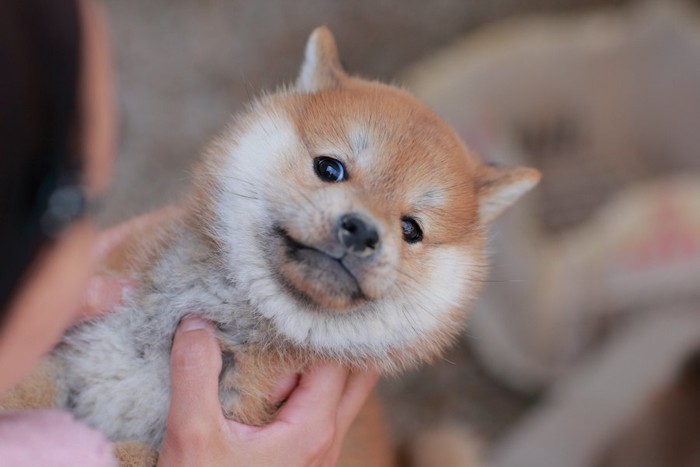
[314,156,346,182]
[401,217,423,243]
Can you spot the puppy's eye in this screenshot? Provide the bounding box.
[401,217,423,243]
[314,156,346,182]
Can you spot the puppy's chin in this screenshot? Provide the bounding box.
[272,229,365,311]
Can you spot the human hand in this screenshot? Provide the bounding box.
[75,207,179,321]
[157,317,380,467]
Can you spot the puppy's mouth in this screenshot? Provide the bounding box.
[272,227,365,310]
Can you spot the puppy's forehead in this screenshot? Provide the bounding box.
[282,85,478,204]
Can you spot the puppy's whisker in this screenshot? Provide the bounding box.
[222,190,261,201]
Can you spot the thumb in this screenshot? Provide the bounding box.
[166,317,224,432]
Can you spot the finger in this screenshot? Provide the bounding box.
[93,206,180,259]
[166,317,224,433]
[335,370,380,436]
[75,275,133,322]
[274,363,348,427]
[226,372,302,439]
[271,373,300,402]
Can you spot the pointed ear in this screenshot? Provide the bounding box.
[297,26,347,93]
[476,165,541,223]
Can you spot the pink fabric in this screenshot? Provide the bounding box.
[0,409,117,467]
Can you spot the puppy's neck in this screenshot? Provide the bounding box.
[119,217,264,346]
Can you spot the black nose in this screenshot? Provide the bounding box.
[338,213,380,257]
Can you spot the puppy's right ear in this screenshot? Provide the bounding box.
[476,164,541,224]
[297,26,347,93]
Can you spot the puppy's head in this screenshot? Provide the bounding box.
[200,27,539,369]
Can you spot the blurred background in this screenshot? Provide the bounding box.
[100,0,700,465]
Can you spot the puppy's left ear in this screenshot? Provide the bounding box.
[297,26,347,93]
[476,165,541,223]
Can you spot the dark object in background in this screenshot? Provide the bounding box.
[0,0,84,320]
[598,347,700,467]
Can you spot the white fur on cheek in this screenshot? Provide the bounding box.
[215,109,303,245]
[214,109,476,361]
[385,246,475,344]
[423,246,476,309]
[305,245,477,357]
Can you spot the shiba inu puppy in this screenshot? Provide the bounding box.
[52,26,540,451]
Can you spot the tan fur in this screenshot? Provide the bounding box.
[1,366,159,465]
[181,27,535,458]
[198,83,493,370]
[2,358,394,467]
[298,26,346,92]
[0,360,57,411]
[3,27,538,467]
[100,209,183,278]
[114,442,159,467]
[218,343,306,425]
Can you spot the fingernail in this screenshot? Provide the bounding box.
[179,317,211,333]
